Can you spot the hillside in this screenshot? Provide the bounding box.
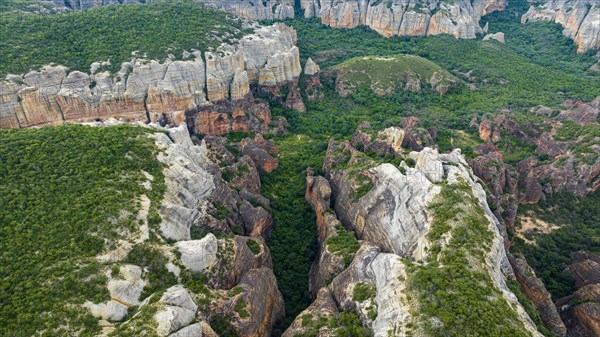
[330,55,459,96]
[0,124,167,336]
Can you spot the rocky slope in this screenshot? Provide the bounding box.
[79,122,284,336]
[285,124,543,336]
[301,0,506,39]
[522,0,600,52]
[470,97,599,218]
[0,23,303,134]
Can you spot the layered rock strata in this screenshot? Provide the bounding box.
[301,0,506,39]
[0,23,302,131]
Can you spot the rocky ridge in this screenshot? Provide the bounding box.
[80,122,284,336]
[301,0,507,39]
[285,124,543,336]
[0,23,302,134]
[522,0,600,52]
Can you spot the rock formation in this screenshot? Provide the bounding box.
[556,252,600,337]
[79,122,284,336]
[483,31,506,43]
[285,125,544,336]
[0,23,302,133]
[522,0,600,52]
[199,0,295,20]
[511,255,567,336]
[301,0,506,39]
[304,58,324,102]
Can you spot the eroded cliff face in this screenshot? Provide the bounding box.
[522,0,600,52]
[301,0,506,39]
[0,23,302,133]
[286,124,543,336]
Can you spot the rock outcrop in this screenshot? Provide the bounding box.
[286,125,544,336]
[83,123,285,336]
[483,31,506,43]
[522,0,600,52]
[511,255,567,337]
[304,58,324,102]
[301,0,506,39]
[556,252,600,337]
[0,23,302,132]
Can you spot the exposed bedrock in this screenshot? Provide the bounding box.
[0,23,302,132]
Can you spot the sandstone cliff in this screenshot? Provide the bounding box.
[522,0,600,52]
[285,125,543,336]
[0,23,302,133]
[301,0,506,39]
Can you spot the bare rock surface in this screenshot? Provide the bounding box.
[522,0,600,52]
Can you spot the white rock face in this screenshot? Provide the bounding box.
[0,23,302,128]
[176,234,219,272]
[84,264,146,322]
[332,161,441,257]
[301,0,506,39]
[155,285,198,336]
[304,58,320,76]
[483,31,506,43]
[411,147,444,183]
[167,323,202,337]
[522,0,600,52]
[315,145,543,336]
[151,124,215,241]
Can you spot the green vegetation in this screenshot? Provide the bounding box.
[263,134,326,332]
[512,192,600,299]
[353,174,374,200]
[297,311,373,337]
[0,0,248,75]
[270,15,597,147]
[332,55,457,93]
[352,283,376,302]
[234,298,250,319]
[326,225,361,266]
[407,180,530,336]
[246,239,262,255]
[213,202,231,220]
[0,124,165,337]
[124,244,178,298]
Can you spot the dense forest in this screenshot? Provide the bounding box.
[512,192,600,299]
[0,0,247,75]
[0,125,166,336]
